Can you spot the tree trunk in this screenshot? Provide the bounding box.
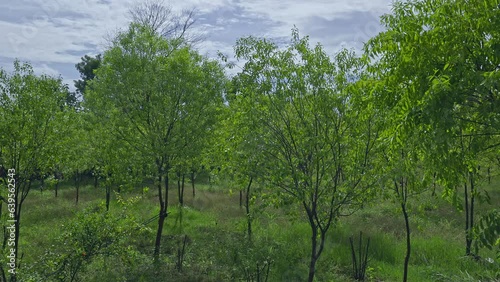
[40,178,44,194]
[0,264,6,282]
[464,180,471,255]
[165,172,169,211]
[402,202,411,282]
[470,174,476,254]
[55,181,59,198]
[11,209,20,282]
[177,173,184,206]
[432,172,436,197]
[75,170,79,205]
[180,174,185,206]
[0,200,5,281]
[54,171,62,198]
[177,175,180,205]
[11,182,29,282]
[245,177,253,241]
[154,211,166,261]
[154,171,166,262]
[105,186,111,211]
[190,171,195,197]
[465,172,475,255]
[307,225,318,282]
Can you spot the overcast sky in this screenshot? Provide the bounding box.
[0,0,392,90]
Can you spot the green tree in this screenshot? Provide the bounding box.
[128,0,202,45]
[85,23,225,261]
[377,124,431,282]
[0,61,71,281]
[216,78,268,241]
[365,0,500,261]
[233,29,378,282]
[73,54,102,108]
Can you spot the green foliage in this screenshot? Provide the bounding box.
[474,209,500,261]
[40,205,122,281]
[38,196,145,282]
[4,2,500,282]
[74,54,102,97]
[0,60,71,184]
[232,28,379,281]
[366,0,500,187]
[234,28,376,218]
[85,22,225,190]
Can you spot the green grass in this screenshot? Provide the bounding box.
[7,176,500,281]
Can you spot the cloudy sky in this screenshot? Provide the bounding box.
[0,0,392,90]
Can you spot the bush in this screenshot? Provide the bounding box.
[35,198,145,282]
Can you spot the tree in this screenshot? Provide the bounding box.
[85,23,225,261]
[233,29,378,282]
[0,61,71,281]
[216,79,268,240]
[365,0,500,260]
[128,0,202,46]
[377,122,431,282]
[74,54,102,106]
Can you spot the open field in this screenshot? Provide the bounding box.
[12,176,500,281]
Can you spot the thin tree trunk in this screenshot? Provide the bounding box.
[0,264,5,282]
[177,172,184,206]
[40,178,44,194]
[54,171,61,198]
[177,174,180,205]
[402,201,411,282]
[0,202,5,249]
[154,212,166,261]
[466,172,476,255]
[464,180,470,255]
[75,170,79,205]
[180,174,185,206]
[432,172,436,196]
[191,171,195,197]
[245,177,253,241]
[307,224,318,282]
[165,172,169,212]
[11,182,29,282]
[394,176,410,282]
[105,186,111,211]
[0,200,5,281]
[154,170,166,261]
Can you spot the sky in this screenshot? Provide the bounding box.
[0,0,392,90]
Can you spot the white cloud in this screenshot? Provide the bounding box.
[31,63,61,77]
[0,0,391,85]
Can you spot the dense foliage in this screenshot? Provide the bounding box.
[0,0,499,281]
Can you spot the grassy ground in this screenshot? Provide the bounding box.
[9,176,500,281]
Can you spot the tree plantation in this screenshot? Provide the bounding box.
[0,0,499,281]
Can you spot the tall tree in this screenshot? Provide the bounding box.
[83,110,143,211]
[128,0,202,46]
[365,0,500,260]
[216,78,268,240]
[74,54,102,105]
[233,29,378,282]
[0,61,71,281]
[85,23,225,261]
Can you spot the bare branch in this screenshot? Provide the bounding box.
[128,0,204,46]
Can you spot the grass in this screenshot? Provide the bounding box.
[6,175,500,281]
